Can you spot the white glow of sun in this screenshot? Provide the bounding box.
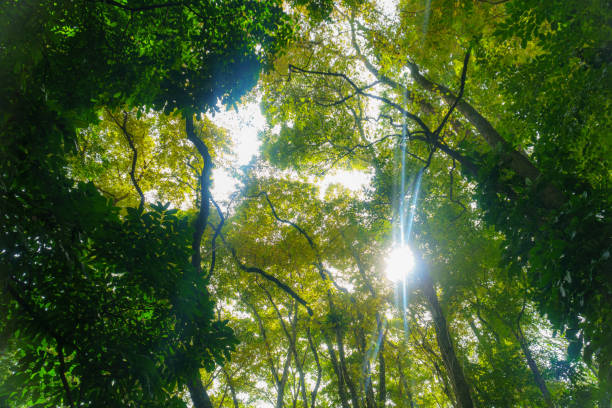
[385,245,415,282]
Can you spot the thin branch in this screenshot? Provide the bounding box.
[288,64,433,136]
[248,191,327,281]
[306,326,322,408]
[219,232,313,316]
[106,109,145,211]
[313,81,380,107]
[432,47,472,138]
[249,191,349,293]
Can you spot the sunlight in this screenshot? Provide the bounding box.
[385,245,415,282]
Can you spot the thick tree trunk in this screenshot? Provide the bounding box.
[184,114,215,408]
[418,266,474,408]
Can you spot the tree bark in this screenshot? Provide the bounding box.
[336,324,362,408]
[324,332,352,408]
[515,333,555,408]
[306,326,322,408]
[397,357,415,408]
[406,62,564,209]
[186,375,214,408]
[185,114,213,273]
[223,368,240,408]
[598,354,612,408]
[377,331,386,408]
[418,266,474,408]
[514,327,554,408]
[184,113,215,408]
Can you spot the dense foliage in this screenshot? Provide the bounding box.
[1,0,610,407]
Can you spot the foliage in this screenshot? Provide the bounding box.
[1,0,610,407]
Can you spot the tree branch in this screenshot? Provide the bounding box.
[288,64,433,136]
[218,232,313,316]
[207,196,225,278]
[185,114,213,274]
[432,47,471,138]
[106,109,146,211]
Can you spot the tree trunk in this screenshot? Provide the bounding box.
[324,332,352,408]
[598,354,612,408]
[306,326,322,408]
[184,113,215,408]
[397,357,415,408]
[514,326,555,408]
[418,266,474,408]
[406,63,564,209]
[223,368,240,408]
[336,324,362,408]
[277,347,293,408]
[377,319,387,408]
[187,375,214,408]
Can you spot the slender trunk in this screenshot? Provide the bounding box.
[324,332,352,408]
[184,113,215,408]
[277,346,294,408]
[377,334,386,408]
[514,326,554,408]
[419,267,474,408]
[187,376,214,408]
[358,325,376,408]
[269,297,308,408]
[336,324,361,408]
[223,368,240,408]
[598,354,612,408]
[243,298,280,387]
[397,357,415,408]
[364,358,377,408]
[306,326,322,408]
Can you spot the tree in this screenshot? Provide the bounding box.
[1,0,609,407]
[0,0,326,406]
[259,0,610,403]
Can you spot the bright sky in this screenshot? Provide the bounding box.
[208,101,372,202]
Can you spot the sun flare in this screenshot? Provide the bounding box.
[385,245,415,282]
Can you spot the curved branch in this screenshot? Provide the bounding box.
[185,114,213,274]
[249,191,349,293]
[433,47,471,138]
[106,109,145,211]
[218,231,313,316]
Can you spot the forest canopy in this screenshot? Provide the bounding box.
[1,0,610,407]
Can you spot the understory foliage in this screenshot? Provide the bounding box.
[1,0,610,408]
